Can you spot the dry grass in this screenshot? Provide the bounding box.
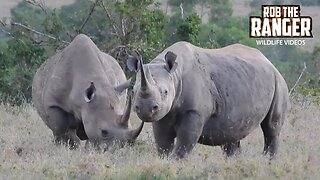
[0,98,319,179]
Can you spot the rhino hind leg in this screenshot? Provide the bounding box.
[221,141,241,157]
[260,91,285,158]
[260,115,281,158]
[46,107,80,149]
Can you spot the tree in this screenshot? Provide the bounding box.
[0,0,168,104]
[0,31,45,104]
[176,12,201,44]
[209,0,233,26]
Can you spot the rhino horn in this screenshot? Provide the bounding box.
[139,57,150,91]
[125,121,144,143]
[118,96,131,127]
[114,78,132,94]
[146,66,155,85]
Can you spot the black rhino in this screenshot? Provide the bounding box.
[32,34,143,149]
[127,42,289,159]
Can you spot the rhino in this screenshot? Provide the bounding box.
[32,34,143,149]
[127,42,289,159]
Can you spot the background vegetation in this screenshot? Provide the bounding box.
[0,0,319,104]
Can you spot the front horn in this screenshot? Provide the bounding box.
[125,121,144,143]
[118,96,131,127]
[139,57,151,91]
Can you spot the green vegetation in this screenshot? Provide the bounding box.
[0,0,319,104]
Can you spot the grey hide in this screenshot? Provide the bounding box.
[32,34,143,149]
[127,42,289,159]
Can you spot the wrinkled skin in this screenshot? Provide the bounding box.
[32,34,143,149]
[128,42,289,159]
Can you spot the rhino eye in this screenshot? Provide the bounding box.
[164,90,168,95]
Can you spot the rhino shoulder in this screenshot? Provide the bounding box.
[170,41,195,51]
[67,34,98,53]
[72,34,94,45]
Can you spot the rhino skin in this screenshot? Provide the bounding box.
[127,41,289,159]
[32,34,143,149]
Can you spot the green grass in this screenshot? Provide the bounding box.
[0,99,319,179]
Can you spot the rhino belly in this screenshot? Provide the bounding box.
[198,113,265,146]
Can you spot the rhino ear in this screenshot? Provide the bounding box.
[165,51,178,73]
[127,51,142,72]
[84,82,96,103]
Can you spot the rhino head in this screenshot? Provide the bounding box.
[81,80,144,147]
[127,51,178,122]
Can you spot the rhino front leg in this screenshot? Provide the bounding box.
[46,107,80,149]
[221,141,241,157]
[54,129,80,150]
[153,121,175,157]
[172,111,204,159]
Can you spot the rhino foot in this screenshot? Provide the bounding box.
[54,129,80,150]
[221,141,241,157]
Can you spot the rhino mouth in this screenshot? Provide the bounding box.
[141,118,153,122]
[137,112,160,122]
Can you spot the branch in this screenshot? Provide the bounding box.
[121,17,126,36]
[11,21,70,44]
[0,20,12,36]
[26,0,48,15]
[78,0,98,34]
[0,28,12,36]
[179,3,184,19]
[289,62,307,96]
[0,19,6,27]
[108,45,131,54]
[99,0,119,36]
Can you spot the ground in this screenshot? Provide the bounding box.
[0,96,319,179]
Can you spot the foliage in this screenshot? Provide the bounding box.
[168,0,198,14]
[176,12,201,44]
[10,1,46,30]
[250,0,320,7]
[290,0,320,6]
[209,0,233,26]
[295,44,320,103]
[0,31,46,104]
[0,0,168,103]
[0,0,318,104]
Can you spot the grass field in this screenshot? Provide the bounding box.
[0,97,319,179]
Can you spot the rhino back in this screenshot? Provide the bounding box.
[32,34,126,121]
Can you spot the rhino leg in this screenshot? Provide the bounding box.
[260,115,281,158]
[54,129,80,150]
[172,111,204,159]
[46,107,80,149]
[221,141,241,157]
[153,121,175,157]
[260,98,285,158]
